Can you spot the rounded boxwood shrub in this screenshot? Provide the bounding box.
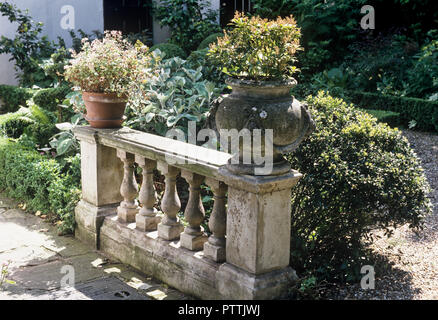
[287,92,432,282]
[197,32,223,50]
[149,43,186,59]
[32,86,71,112]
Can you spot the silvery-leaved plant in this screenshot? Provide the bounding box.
[126,51,224,136]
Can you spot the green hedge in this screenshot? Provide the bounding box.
[0,85,35,113]
[32,86,71,112]
[346,90,438,132]
[0,138,80,234]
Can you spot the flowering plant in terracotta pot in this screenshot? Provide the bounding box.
[64,30,152,128]
[208,12,315,175]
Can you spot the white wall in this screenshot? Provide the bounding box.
[0,0,104,85]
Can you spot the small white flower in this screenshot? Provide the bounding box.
[259,110,268,119]
[252,107,258,112]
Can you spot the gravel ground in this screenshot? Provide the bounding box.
[321,129,438,300]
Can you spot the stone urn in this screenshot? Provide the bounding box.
[215,78,315,176]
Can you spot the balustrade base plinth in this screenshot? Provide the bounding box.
[157,222,184,240]
[96,214,297,300]
[117,206,139,223]
[216,263,298,300]
[180,232,208,251]
[75,200,118,249]
[203,242,226,262]
[136,214,161,232]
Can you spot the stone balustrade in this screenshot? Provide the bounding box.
[73,126,302,300]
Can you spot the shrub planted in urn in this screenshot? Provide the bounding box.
[208,13,314,175]
[64,31,152,128]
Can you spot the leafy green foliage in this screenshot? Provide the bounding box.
[0,85,35,113]
[404,36,438,99]
[49,114,84,157]
[0,138,80,234]
[208,12,301,81]
[251,0,367,73]
[127,56,224,136]
[153,0,221,54]
[149,43,186,59]
[287,92,432,282]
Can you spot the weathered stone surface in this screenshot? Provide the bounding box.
[72,127,302,300]
[100,216,221,300]
[216,263,297,300]
[157,223,184,241]
[136,215,161,232]
[203,242,226,262]
[226,187,292,274]
[180,233,207,251]
[74,126,232,179]
[74,200,118,249]
[78,140,123,207]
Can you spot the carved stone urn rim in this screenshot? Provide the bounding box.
[225,77,298,89]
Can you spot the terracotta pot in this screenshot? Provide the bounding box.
[82,92,127,128]
[215,78,315,175]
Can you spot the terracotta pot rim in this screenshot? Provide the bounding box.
[82,91,128,99]
[225,77,297,89]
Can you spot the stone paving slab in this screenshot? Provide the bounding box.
[0,193,192,300]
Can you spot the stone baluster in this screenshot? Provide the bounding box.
[117,150,139,223]
[135,156,161,231]
[180,171,207,251]
[203,178,227,262]
[157,162,183,240]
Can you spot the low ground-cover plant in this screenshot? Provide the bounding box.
[287,92,432,283]
[0,138,80,234]
[0,261,15,289]
[209,12,302,81]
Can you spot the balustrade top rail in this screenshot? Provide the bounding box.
[74,126,233,179]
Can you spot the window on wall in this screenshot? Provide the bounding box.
[220,0,252,27]
[104,0,153,34]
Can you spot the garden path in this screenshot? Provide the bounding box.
[0,195,192,300]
